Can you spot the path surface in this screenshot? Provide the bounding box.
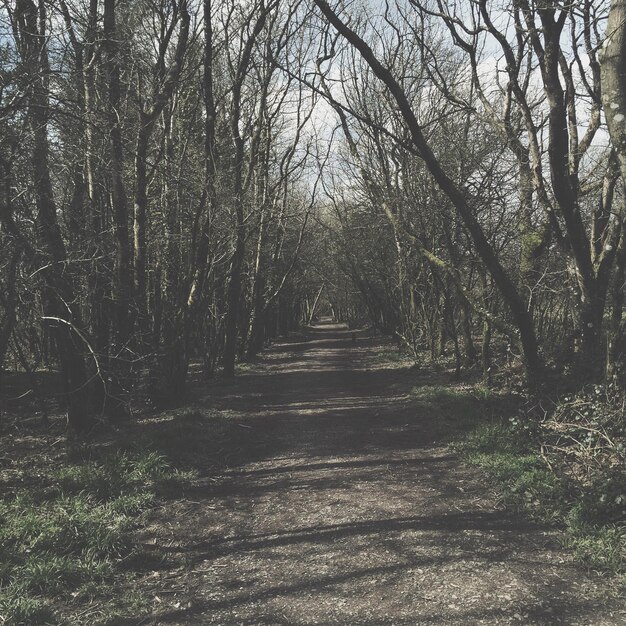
[142,322,624,625]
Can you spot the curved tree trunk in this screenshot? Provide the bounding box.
[314,0,542,388]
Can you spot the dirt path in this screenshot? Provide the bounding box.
[140,322,624,625]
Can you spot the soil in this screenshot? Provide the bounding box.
[133,321,625,625]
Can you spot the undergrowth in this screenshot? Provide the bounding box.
[357,343,625,578]
[455,397,626,578]
[0,449,191,625]
[408,384,522,443]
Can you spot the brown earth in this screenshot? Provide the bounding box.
[133,320,625,626]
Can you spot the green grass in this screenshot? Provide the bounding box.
[408,384,520,442]
[564,525,625,573]
[55,450,171,499]
[365,346,413,368]
[407,373,626,580]
[0,450,187,625]
[235,361,263,373]
[377,348,409,362]
[130,407,236,470]
[0,594,56,626]
[456,421,625,575]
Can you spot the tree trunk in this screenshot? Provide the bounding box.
[601,0,626,380]
[0,247,21,382]
[102,0,134,419]
[222,210,246,376]
[133,121,151,331]
[221,4,273,376]
[606,219,626,380]
[314,0,542,388]
[18,0,93,431]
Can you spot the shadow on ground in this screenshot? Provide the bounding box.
[134,324,516,473]
[125,321,624,626]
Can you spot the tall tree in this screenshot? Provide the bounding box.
[601,0,626,379]
[312,0,542,385]
[11,0,93,430]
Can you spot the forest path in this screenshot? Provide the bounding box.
[141,321,622,625]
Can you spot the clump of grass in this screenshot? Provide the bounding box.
[55,450,170,500]
[0,594,56,626]
[457,420,625,574]
[564,525,625,574]
[0,450,181,625]
[378,348,408,363]
[410,384,518,439]
[366,346,413,368]
[235,361,262,373]
[132,408,236,470]
[16,553,113,594]
[0,494,130,561]
[456,421,531,455]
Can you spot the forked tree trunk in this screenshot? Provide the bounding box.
[133,1,190,338]
[157,0,218,401]
[102,0,134,418]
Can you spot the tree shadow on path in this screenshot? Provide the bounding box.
[130,323,624,625]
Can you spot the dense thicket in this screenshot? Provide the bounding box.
[1,0,625,430]
[1,0,322,429]
[313,0,626,389]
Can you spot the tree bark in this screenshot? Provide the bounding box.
[17,0,93,431]
[103,0,133,359]
[601,0,626,380]
[133,1,190,334]
[222,3,274,376]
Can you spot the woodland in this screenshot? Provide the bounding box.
[1,0,626,624]
[1,0,626,423]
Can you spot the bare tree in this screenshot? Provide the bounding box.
[601,0,626,379]
[313,0,542,385]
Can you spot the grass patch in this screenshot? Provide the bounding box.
[0,406,224,623]
[364,346,414,369]
[0,449,186,625]
[235,361,263,373]
[564,525,625,573]
[0,594,56,626]
[376,348,409,363]
[409,384,520,440]
[456,421,625,575]
[130,408,237,470]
